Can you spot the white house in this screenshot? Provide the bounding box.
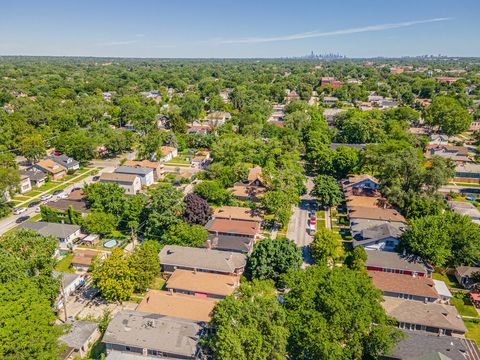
[17,222,81,253]
[99,172,142,195]
[114,166,154,187]
[429,134,449,145]
[159,146,178,162]
[19,174,32,194]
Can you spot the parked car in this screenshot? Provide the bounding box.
[16,215,30,223]
[58,193,68,199]
[53,189,63,195]
[40,194,53,201]
[35,207,41,213]
[13,207,27,215]
[28,201,41,208]
[92,176,100,181]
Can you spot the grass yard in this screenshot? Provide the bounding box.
[451,292,479,318]
[27,214,42,222]
[151,276,166,290]
[432,271,461,289]
[465,320,480,344]
[55,253,75,273]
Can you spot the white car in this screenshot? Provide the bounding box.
[40,194,53,201]
[35,207,41,213]
[58,193,68,199]
[13,207,27,215]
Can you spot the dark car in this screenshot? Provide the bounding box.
[92,175,100,181]
[28,201,41,208]
[53,189,64,195]
[16,215,30,223]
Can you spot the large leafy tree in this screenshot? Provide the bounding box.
[204,280,289,360]
[129,241,160,292]
[261,190,293,228]
[81,211,116,235]
[399,212,480,267]
[84,182,126,219]
[183,193,212,225]
[246,237,302,286]
[144,183,185,239]
[194,180,232,205]
[424,96,472,135]
[162,221,208,247]
[20,134,45,163]
[311,175,343,208]
[311,228,343,265]
[284,265,401,360]
[92,248,134,302]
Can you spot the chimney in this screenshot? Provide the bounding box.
[169,288,173,295]
[206,239,212,250]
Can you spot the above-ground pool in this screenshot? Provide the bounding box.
[103,239,118,248]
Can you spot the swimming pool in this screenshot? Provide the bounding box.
[103,239,118,248]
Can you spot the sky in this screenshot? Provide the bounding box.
[1,0,480,58]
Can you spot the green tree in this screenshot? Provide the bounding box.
[311,227,343,265]
[129,241,160,292]
[331,146,361,179]
[424,96,472,135]
[246,237,302,286]
[194,180,232,205]
[120,194,148,236]
[162,221,208,247]
[82,211,116,235]
[284,265,401,360]
[92,248,134,302]
[84,182,126,219]
[20,134,45,163]
[204,280,288,360]
[346,246,368,271]
[311,175,343,207]
[261,190,293,228]
[399,212,480,267]
[180,93,203,124]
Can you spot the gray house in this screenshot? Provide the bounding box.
[48,154,80,172]
[60,321,100,359]
[17,221,81,253]
[114,166,154,187]
[103,310,203,359]
[352,223,405,251]
[159,245,246,275]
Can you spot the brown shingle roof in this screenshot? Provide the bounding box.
[205,218,260,236]
[72,249,100,266]
[36,159,66,174]
[160,146,176,156]
[213,206,263,222]
[123,160,162,169]
[348,206,405,222]
[99,172,138,184]
[247,166,263,183]
[231,184,266,199]
[136,290,218,322]
[368,271,439,299]
[166,269,239,297]
[345,195,386,208]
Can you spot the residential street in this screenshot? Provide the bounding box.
[287,199,315,266]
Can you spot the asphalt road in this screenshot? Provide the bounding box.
[287,199,316,266]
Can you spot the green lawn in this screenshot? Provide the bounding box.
[451,293,479,318]
[432,272,461,289]
[55,253,75,273]
[151,276,166,290]
[465,320,480,344]
[28,214,42,222]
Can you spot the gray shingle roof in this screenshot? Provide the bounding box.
[48,154,80,168]
[159,245,246,274]
[17,221,80,239]
[365,250,428,273]
[19,169,46,181]
[59,321,98,350]
[353,222,405,246]
[53,271,80,289]
[115,165,153,176]
[102,311,202,358]
[386,330,478,360]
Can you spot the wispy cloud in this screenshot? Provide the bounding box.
[216,18,452,44]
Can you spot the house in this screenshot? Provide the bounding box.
[187,124,210,135]
[329,143,367,151]
[323,96,338,105]
[368,94,384,103]
[382,330,479,360]
[353,223,405,251]
[429,134,449,145]
[19,174,32,194]
[54,272,84,309]
[18,222,81,252]
[231,184,267,202]
[159,245,246,275]
[448,201,480,224]
[165,269,239,299]
[60,321,100,360]
[454,163,480,184]
[205,218,260,254]
[206,112,231,126]
[341,174,380,192]
[365,250,431,277]
[137,290,218,322]
[435,77,460,85]
[212,206,263,222]
[103,310,203,359]
[158,146,178,162]
[19,169,46,187]
[470,120,480,132]
[48,154,80,172]
[425,145,470,163]
[432,280,453,303]
[99,173,141,195]
[453,266,480,287]
[123,160,164,180]
[378,99,399,109]
[323,108,346,126]
[348,206,406,223]
[71,249,105,272]
[45,189,89,216]
[114,166,154,187]
[390,66,405,75]
[320,77,343,89]
[382,297,466,336]
[368,271,440,303]
[247,166,265,187]
[34,159,67,180]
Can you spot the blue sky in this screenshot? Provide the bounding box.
[1,0,479,58]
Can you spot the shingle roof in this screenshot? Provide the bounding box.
[365,250,428,273]
[53,271,80,289]
[99,172,138,184]
[213,206,263,222]
[159,245,246,274]
[19,169,46,181]
[368,271,439,299]
[382,298,466,333]
[166,270,239,297]
[205,218,260,236]
[17,221,80,239]
[115,165,153,176]
[59,321,97,350]
[348,206,406,222]
[35,159,66,174]
[48,154,79,168]
[247,166,263,183]
[208,234,253,253]
[455,266,480,278]
[353,222,405,246]
[387,330,478,360]
[103,310,202,357]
